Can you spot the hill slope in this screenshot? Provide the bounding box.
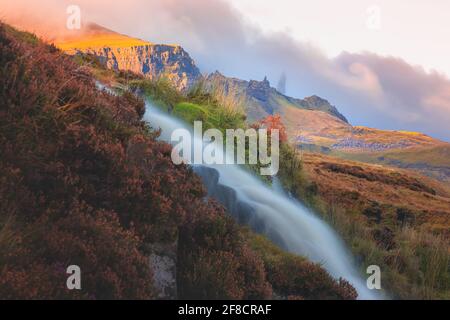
[204,71,450,185]
[205,71,348,123]
[0,22,358,300]
[56,23,153,50]
[291,118,450,185]
[278,149,450,299]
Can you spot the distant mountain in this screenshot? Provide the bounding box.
[54,24,347,121]
[290,112,450,185]
[57,23,202,91]
[205,71,348,123]
[48,24,450,185]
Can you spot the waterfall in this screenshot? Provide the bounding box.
[144,101,382,300]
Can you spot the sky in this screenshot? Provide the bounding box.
[1,0,449,141]
[228,0,450,77]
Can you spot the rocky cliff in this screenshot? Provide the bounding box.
[56,23,201,91]
[74,44,201,91]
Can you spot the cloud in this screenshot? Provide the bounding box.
[1,0,449,141]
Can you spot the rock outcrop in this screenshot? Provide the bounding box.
[55,23,201,91]
[77,44,201,91]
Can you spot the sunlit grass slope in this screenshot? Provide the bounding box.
[55,23,153,51]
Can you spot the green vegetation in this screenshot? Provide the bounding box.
[84,28,449,300]
[131,77,247,132]
[1,24,39,46]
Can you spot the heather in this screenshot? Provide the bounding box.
[0,24,355,300]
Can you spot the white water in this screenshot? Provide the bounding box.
[144,102,381,300]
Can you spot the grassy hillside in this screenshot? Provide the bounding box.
[57,33,151,52]
[278,151,450,299]
[0,23,356,300]
[289,115,450,186]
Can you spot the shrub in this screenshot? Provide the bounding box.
[250,234,357,300]
[177,202,272,300]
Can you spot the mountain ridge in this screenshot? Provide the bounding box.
[54,23,202,91]
[205,70,349,123]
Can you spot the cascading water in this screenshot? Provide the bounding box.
[144,101,382,300]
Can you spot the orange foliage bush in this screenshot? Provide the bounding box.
[257,114,288,143]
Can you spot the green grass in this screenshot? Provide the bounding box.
[173,102,209,126]
[130,77,247,132]
[3,24,39,46]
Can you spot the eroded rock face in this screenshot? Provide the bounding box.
[77,44,201,91]
[149,243,178,299]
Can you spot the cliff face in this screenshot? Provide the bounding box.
[49,23,201,91]
[74,44,201,91]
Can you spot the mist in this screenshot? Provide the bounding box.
[1,0,449,141]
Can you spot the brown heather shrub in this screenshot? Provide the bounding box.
[250,234,358,300]
[0,23,358,300]
[177,202,273,300]
[0,23,272,300]
[0,205,154,299]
